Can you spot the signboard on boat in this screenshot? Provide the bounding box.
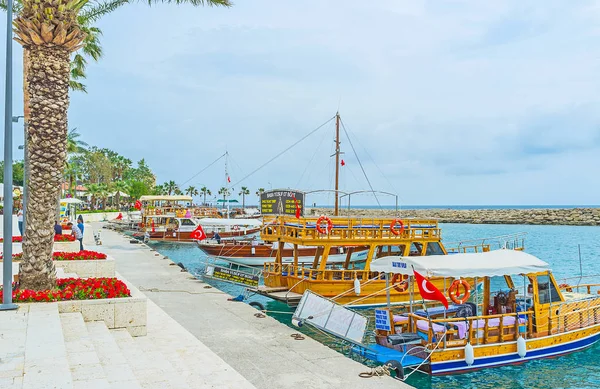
[205,266,259,287]
[260,190,304,217]
[374,309,392,331]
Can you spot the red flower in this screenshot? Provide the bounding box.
[54,234,76,242]
[0,277,131,302]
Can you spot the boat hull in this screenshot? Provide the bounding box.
[429,323,600,375]
[140,227,261,243]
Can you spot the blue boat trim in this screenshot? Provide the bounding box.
[431,329,600,374]
[352,344,425,368]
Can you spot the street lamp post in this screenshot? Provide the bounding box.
[1,0,18,310]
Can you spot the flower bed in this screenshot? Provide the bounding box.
[54,234,76,242]
[0,236,22,242]
[2,250,107,261]
[0,277,130,303]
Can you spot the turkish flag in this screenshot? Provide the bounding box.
[227,176,231,183]
[116,213,123,220]
[413,269,448,309]
[134,200,142,210]
[292,194,301,219]
[190,225,207,241]
[341,159,345,166]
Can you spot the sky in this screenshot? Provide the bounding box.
[1,0,600,206]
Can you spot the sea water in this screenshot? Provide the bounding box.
[153,223,600,389]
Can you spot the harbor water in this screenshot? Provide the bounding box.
[152,223,600,389]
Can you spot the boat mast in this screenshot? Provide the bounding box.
[334,112,341,216]
[225,150,230,220]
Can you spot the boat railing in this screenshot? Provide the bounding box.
[541,297,600,335]
[445,232,527,253]
[559,282,600,295]
[406,311,534,349]
[263,262,383,282]
[261,216,441,243]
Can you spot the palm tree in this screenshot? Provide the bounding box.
[85,183,101,210]
[98,183,110,210]
[239,186,250,209]
[256,188,265,197]
[173,188,183,196]
[185,186,199,198]
[218,187,231,203]
[200,186,211,205]
[152,183,167,196]
[164,181,179,195]
[63,162,82,197]
[14,0,231,291]
[111,181,130,210]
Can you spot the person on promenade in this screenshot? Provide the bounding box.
[69,222,84,251]
[77,215,85,237]
[54,221,63,235]
[214,231,222,244]
[17,207,24,236]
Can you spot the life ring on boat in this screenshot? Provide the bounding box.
[390,219,404,236]
[138,222,144,228]
[232,225,240,231]
[448,279,471,304]
[391,274,409,293]
[316,216,333,234]
[559,283,572,292]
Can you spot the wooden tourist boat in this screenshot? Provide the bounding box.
[247,215,485,307]
[136,216,261,243]
[324,250,600,377]
[197,239,369,267]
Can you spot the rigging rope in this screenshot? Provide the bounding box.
[180,152,227,186]
[229,116,336,188]
[339,119,382,209]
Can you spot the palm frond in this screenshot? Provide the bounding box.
[79,0,130,24]
[69,80,88,93]
[0,0,24,13]
[146,0,231,5]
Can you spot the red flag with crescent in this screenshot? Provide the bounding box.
[227,176,231,183]
[134,200,142,210]
[413,269,448,309]
[116,213,123,220]
[341,159,345,166]
[291,194,301,219]
[190,225,207,241]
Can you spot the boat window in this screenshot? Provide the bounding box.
[537,274,561,304]
[425,242,444,256]
[408,242,423,256]
[180,219,195,226]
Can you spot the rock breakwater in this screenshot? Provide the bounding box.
[308,208,600,226]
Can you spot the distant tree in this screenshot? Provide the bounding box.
[218,187,231,203]
[152,184,168,196]
[66,128,88,155]
[200,186,212,205]
[0,160,25,186]
[165,181,179,196]
[185,186,199,198]
[173,187,183,196]
[127,180,151,200]
[239,186,250,209]
[255,188,265,197]
[85,183,101,210]
[111,181,131,209]
[98,183,110,210]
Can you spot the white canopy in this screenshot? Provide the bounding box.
[139,195,192,202]
[60,198,85,204]
[110,191,130,198]
[370,249,550,278]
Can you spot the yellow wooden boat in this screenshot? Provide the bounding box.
[251,215,523,307]
[351,250,600,376]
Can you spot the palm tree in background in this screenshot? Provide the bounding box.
[13,0,231,291]
[66,128,88,155]
[111,181,130,210]
[153,184,168,196]
[174,187,183,196]
[165,181,179,196]
[256,188,265,197]
[200,186,211,205]
[239,186,250,209]
[218,187,231,203]
[85,183,101,210]
[185,186,199,198]
[98,183,110,210]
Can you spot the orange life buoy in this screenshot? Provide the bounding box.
[390,219,404,236]
[232,225,240,231]
[139,222,144,228]
[391,273,409,293]
[448,279,471,305]
[316,216,333,234]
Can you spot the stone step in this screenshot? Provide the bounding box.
[60,313,110,389]
[0,306,28,389]
[85,321,142,389]
[23,303,73,389]
[110,299,255,389]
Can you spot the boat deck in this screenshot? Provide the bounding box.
[352,344,427,368]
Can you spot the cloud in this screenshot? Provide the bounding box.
[1,0,600,205]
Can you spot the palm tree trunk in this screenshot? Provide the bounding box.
[19,46,71,290]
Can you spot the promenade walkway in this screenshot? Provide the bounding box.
[92,224,411,389]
